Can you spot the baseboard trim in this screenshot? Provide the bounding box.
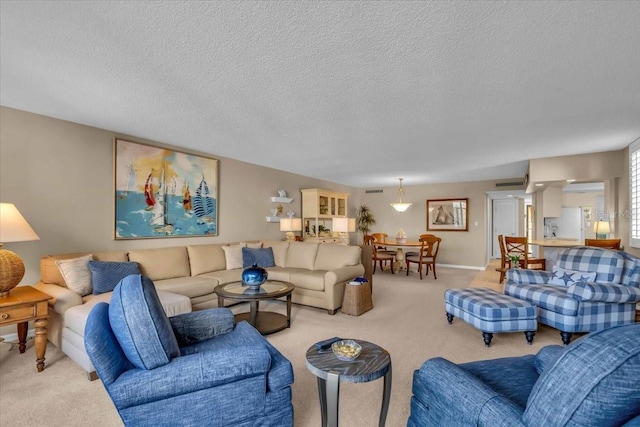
[438,263,485,271]
[0,328,35,342]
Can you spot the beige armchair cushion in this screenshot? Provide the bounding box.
[128,247,190,280]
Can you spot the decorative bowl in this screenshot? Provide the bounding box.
[331,339,362,361]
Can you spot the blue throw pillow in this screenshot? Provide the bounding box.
[109,275,180,370]
[242,247,276,268]
[88,260,141,295]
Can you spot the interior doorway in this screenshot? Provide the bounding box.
[492,198,518,258]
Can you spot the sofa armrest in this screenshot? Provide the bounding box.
[413,357,524,426]
[567,282,640,303]
[325,265,366,287]
[506,269,554,284]
[33,281,83,315]
[169,308,234,345]
[108,344,271,408]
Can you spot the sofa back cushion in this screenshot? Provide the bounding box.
[556,247,624,284]
[285,242,319,270]
[524,323,640,426]
[262,240,290,267]
[109,275,181,370]
[187,244,226,276]
[41,251,128,288]
[618,250,640,287]
[128,247,191,281]
[314,244,361,270]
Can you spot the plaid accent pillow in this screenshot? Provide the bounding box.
[549,266,596,287]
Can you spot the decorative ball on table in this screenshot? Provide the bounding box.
[241,263,268,290]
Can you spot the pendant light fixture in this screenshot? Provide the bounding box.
[390,178,412,212]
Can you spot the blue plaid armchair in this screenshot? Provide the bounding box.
[84,275,294,426]
[408,323,640,426]
[505,247,640,344]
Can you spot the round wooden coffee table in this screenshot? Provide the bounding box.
[214,280,294,335]
[306,339,392,427]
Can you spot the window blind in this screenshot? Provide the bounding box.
[630,138,640,248]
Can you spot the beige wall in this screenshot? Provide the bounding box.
[0,107,353,284]
[359,180,501,268]
[1,106,635,286]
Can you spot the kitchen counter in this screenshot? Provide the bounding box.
[530,239,583,247]
[529,239,584,270]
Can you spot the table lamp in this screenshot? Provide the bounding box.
[280,216,302,241]
[593,220,610,239]
[333,217,355,245]
[0,203,40,296]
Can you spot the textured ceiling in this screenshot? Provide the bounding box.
[1,1,639,188]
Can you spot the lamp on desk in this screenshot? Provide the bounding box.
[332,217,355,245]
[0,203,40,296]
[593,220,610,239]
[280,214,302,241]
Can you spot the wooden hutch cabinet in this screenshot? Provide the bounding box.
[301,188,349,243]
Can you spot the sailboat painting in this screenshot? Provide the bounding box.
[114,139,218,239]
[426,198,468,231]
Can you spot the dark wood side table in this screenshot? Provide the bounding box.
[214,280,294,335]
[305,339,392,427]
[0,286,52,372]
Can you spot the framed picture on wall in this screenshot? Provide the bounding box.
[426,198,469,231]
[114,138,218,239]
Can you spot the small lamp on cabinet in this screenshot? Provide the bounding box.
[333,217,355,245]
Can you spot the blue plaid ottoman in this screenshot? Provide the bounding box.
[444,287,538,347]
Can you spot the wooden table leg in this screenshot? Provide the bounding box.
[34,317,48,372]
[286,294,292,328]
[250,300,258,326]
[17,321,27,353]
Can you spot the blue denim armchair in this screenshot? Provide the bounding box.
[505,247,640,344]
[408,323,640,426]
[84,275,294,426]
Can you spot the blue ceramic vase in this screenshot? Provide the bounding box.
[242,263,268,289]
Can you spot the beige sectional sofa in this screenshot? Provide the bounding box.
[34,240,371,377]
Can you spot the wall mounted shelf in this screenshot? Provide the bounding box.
[266,216,281,223]
[271,197,293,204]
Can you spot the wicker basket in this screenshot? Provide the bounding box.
[342,280,373,316]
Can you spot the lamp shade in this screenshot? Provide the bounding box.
[0,203,40,243]
[332,217,349,233]
[280,218,302,232]
[593,221,610,234]
[348,218,356,232]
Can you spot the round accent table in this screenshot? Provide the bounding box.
[305,339,392,427]
[214,280,294,335]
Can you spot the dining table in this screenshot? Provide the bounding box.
[374,239,423,273]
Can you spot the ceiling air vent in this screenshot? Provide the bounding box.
[495,181,524,187]
[366,189,383,194]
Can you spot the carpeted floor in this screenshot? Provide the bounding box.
[0,263,562,426]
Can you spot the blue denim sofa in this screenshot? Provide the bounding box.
[407,323,640,426]
[84,275,294,426]
[505,247,640,344]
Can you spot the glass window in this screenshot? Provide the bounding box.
[629,139,640,248]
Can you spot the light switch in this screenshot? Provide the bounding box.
[474,221,478,226]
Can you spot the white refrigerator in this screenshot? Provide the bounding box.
[550,207,585,241]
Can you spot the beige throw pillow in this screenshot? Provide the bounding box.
[55,254,94,296]
[222,245,245,270]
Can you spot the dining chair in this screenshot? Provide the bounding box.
[371,232,397,254]
[405,233,437,258]
[365,235,395,274]
[495,234,509,283]
[504,236,546,271]
[584,238,621,249]
[405,235,441,279]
